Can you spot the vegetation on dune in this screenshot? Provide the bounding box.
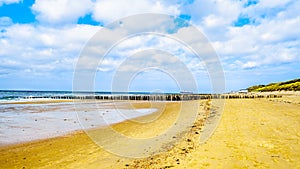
[247,79,300,92]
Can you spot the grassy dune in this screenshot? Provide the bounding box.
[248,79,300,92]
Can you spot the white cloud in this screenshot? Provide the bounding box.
[31,0,93,25]
[240,0,299,25]
[179,0,244,41]
[0,24,100,76]
[193,0,300,71]
[183,0,242,26]
[92,0,180,23]
[92,30,208,82]
[258,0,293,8]
[241,61,258,69]
[202,14,226,28]
[213,21,300,69]
[0,0,21,6]
[0,17,13,26]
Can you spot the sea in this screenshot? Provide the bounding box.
[0,90,155,102]
[0,90,157,145]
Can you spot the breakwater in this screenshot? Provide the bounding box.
[23,93,282,101]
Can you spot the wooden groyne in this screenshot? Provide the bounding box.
[23,93,282,101]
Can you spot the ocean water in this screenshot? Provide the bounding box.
[0,90,157,145]
[0,90,72,101]
[0,90,155,102]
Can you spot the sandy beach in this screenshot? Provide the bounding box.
[0,96,300,168]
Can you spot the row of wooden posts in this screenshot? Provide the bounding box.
[23,93,282,101]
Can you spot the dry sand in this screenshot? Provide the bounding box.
[1,97,300,169]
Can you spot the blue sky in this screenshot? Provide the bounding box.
[0,0,299,93]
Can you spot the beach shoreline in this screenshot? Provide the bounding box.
[1,95,300,168]
[0,100,160,146]
[0,100,209,168]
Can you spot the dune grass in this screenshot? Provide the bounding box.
[248,79,300,92]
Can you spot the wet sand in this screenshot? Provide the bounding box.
[1,97,300,168]
[0,100,158,145]
[0,101,205,168]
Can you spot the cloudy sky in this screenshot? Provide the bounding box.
[0,0,299,93]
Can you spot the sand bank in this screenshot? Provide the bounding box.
[1,98,300,168]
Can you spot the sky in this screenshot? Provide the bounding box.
[0,0,299,93]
